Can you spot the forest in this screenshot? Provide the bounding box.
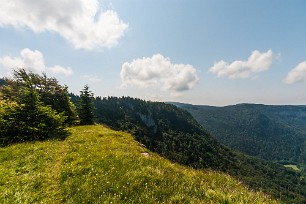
[1,70,306,203]
[84,96,306,203]
[176,103,306,171]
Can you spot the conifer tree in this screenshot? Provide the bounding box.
[78,85,95,125]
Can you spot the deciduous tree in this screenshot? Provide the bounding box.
[1,69,77,124]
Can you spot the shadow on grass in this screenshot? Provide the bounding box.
[0,129,71,147]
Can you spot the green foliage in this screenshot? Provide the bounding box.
[0,125,278,203]
[93,97,306,203]
[1,69,77,125]
[178,103,306,165]
[0,78,5,86]
[0,90,67,146]
[0,69,73,146]
[78,85,95,125]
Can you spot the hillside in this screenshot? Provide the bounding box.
[0,125,277,203]
[93,97,306,203]
[176,103,306,165]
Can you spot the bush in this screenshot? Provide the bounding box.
[0,90,68,146]
[1,69,77,125]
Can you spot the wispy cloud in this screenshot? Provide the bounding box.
[120,54,199,96]
[209,50,273,79]
[0,48,73,76]
[0,0,128,50]
[82,75,102,82]
[284,61,306,84]
[49,65,73,76]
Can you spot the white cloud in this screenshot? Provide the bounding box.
[0,0,128,50]
[209,50,273,79]
[284,61,306,84]
[0,48,73,77]
[0,48,45,73]
[120,54,199,96]
[82,75,102,82]
[49,65,73,76]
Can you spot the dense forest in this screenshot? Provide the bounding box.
[175,103,306,166]
[1,70,306,203]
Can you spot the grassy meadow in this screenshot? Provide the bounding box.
[0,125,278,203]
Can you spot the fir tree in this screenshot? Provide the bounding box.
[78,85,95,125]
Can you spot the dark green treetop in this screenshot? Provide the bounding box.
[0,78,6,86]
[78,85,95,125]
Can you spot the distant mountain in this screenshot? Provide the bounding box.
[93,97,306,203]
[176,103,306,165]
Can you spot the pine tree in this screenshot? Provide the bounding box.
[78,85,95,125]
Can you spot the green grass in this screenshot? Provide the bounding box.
[284,165,300,171]
[0,125,278,203]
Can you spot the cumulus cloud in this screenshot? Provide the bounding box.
[284,61,306,84]
[209,50,273,79]
[120,54,199,95]
[49,65,73,76]
[0,0,128,50]
[0,48,73,76]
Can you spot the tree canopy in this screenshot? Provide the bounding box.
[0,78,5,86]
[78,85,95,125]
[1,69,77,125]
[0,69,74,145]
[178,103,306,165]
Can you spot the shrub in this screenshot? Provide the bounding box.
[0,90,68,146]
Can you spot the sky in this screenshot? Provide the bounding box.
[0,0,306,106]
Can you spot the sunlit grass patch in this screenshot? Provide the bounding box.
[284,164,301,171]
[0,125,278,203]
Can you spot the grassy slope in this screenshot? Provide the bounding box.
[0,125,277,204]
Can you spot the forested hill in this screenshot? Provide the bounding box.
[175,103,306,165]
[91,97,306,203]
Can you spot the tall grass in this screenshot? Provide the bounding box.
[0,125,278,203]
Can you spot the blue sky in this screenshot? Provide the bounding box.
[0,0,306,106]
